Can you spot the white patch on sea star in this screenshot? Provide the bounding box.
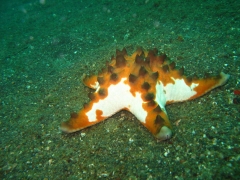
[86,78,148,123]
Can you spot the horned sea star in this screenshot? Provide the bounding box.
[61,48,229,141]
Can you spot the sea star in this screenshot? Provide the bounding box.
[61,48,229,141]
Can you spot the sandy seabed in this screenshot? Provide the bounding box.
[1,0,239,179]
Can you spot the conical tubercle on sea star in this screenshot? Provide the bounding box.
[60,48,229,141]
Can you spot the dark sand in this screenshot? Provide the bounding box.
[1,0,239,179]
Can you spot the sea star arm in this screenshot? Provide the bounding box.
[189,72,230,100]
[61,78,137,133]
[139,104,172,141]
[61,83,124,133]
[164,72,230,104]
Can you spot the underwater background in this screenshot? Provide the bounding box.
[0,0,239,179]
